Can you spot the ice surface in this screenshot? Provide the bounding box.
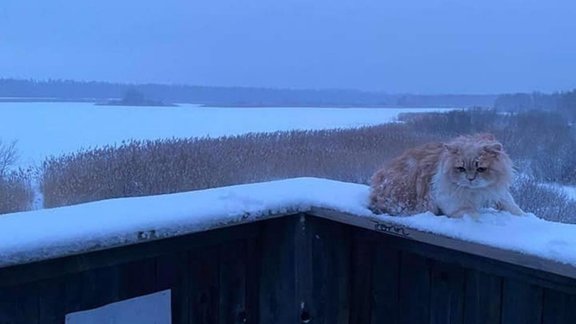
[0,102,451,167]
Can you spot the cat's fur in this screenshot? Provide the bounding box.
[369,134,523,218]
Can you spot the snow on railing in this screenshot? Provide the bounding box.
[1,178,575,278]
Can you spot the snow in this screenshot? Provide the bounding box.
[1,177,575,270]
[560,185,576,200]
[0,102,452,167]
[393,212,576,266]
[66,290,171,324]
[0,178,363,267]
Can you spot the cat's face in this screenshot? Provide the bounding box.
[443,142,506,189]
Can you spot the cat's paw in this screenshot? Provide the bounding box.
[508,207,526,216]
[449,209,480,220]
[460,213,482,222]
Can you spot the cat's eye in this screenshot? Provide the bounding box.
[456,167,466,172]
[477,167,487,173]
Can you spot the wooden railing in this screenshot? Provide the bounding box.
[0,209,575,323]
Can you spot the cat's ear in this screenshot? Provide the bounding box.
[483,143,502,153]
[444,143,460,154]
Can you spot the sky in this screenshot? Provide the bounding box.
[1,0,575,94]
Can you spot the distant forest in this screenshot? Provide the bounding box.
[0,78,497,108]
[494,90,576,121]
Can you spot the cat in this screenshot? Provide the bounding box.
[369,133,524,218]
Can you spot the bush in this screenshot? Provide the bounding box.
[39,109,576,224]
[400,108,501,138]
[0,140,34,214]
[511,177,576,224]
[0,170,34,214]
[41,124,433,208]
[403,109,576,185]
[0,140,17,175]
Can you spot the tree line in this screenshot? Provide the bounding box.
[494,90,576,121]
[0,78,496,108]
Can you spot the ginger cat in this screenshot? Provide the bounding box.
[370,134,523,218]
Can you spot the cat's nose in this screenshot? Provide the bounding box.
[467,175,476,181]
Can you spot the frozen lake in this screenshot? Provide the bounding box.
[0,102,453,167]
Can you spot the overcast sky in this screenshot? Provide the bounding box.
[1,0,575,93]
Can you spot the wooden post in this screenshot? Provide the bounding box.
[258,215,351,324]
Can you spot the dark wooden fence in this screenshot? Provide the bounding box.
[1,211,575,323]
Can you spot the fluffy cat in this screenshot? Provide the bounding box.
[369,134,523,218]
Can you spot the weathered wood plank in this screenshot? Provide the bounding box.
[307,216,350,324]
[346,224,576,295]
[349,234,374,324]
[244,238,260,324]
[463,270,502,324]
[219,240,248,324]
[156,253,187,324]
[0,220,261,288]
[542,289,576,324]
[0,208,292,272]
[429,260,465,324]
[370,242,400,324]
[156,253,182,290]
[258,216,298,324]
[0,284,39,324]
[398,252,431,324]
[119,258,158,300]
[37,279,66,324]
[295,215,314,324]
[311,208,576,282]
[189,246,220,324]
[64,266,120,314]
[501,279,543,324]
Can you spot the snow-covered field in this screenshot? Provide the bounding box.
[0,102,451,167]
